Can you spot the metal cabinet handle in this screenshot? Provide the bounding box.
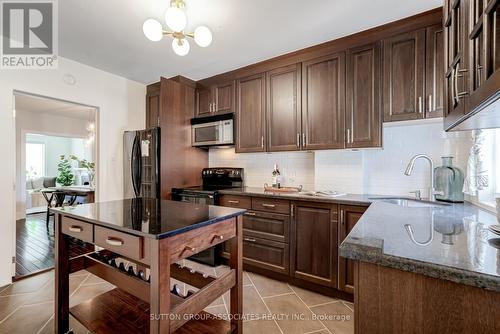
[212,234,224,242]
[454,65,469,101]
[428,95,433,112]
[297,133,300,148]
[261,203,276,208]
[290,204,294,217]
[302,133,306,147]
[244,212,256,216]
[477,65,483,86]
[105,237,124,246]
[228,200,240,204]
[261,136,264,148]
[244,237,256,243]
[69,225,83,233]
[340,210,345,227]
[418,96,423,114]
[346,129,351,144]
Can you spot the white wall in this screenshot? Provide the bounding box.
[209,119,471,197]
[0,57,145,285]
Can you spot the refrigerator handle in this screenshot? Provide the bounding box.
[131,136,141,197]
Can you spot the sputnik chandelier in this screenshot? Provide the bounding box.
[143,0,212,56]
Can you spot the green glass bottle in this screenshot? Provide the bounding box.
[434,156,464,203]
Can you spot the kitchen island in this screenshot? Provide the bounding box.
[339,201,500,333]
[52,198,245,334]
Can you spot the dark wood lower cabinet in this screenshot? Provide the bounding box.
[338,205,367,294]
[291,202,339,287]
[221,195,369,295]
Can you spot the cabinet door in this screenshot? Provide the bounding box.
[235,73,266,153]
[383,30,426,121]
[243,210,290,243]
[214,82,234,114]
[444,0,469,129]
[338,205,367,294]
[242,236,290,275]
[146,83,161,127]
[266,64,301,151]
[425,25,445,118]
[346,42,382,148]
[302,53,346,150]
[196,87,212,117]
[291,202,338,287]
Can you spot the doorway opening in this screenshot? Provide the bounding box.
[14,92,98,279]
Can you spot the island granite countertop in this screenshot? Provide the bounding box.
[339,200,500,292]
[51,198,246,239]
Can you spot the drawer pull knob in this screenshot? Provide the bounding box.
[244,237,256,243]
[182,245,197,254]
[212,234,224,242]
[261,203,276,208]
[69,226,83,233]
[105,237,124,246]
[244,212,256,216]
[228,200,240,204]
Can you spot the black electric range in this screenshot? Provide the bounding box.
[172,167,244,206]
[171,167,244,266]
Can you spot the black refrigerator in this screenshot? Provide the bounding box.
[123,128,160,199]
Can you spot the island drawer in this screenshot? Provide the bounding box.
[169,218,237,263]
[243,211,289,243]
[252,197,290,214]
[61,217,93,243]
[220,195,252,209]
[94,226,149,264]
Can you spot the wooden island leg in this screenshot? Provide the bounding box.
[229,216,243,333]
[150,239,171,333]
[54,213,70,333]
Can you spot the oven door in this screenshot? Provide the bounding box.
[177,192,215,205]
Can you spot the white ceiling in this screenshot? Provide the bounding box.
[60,0,442,84]
[15,94,96,120]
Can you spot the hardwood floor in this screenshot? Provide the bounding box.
[15,213,94,278]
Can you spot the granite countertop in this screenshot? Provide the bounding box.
[51,198,245,239]
[218,187,375,206]
[339,201,500,292]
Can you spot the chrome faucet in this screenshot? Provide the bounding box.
[404,154,441,201]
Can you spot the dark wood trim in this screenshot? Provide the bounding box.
[55,214,70,333]
[198,8,442,86]
[229,215,243,334]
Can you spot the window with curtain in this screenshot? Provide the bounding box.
[26,142,45,178]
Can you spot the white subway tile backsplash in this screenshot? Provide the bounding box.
[209,120,471,197]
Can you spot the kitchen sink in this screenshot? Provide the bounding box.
[370,197,451,208]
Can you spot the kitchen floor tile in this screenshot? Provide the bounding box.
[38,315,89,334]
[248,272,293,297]
[310,301,354,334]
[289,285,337,307]
[0,301,53,334]
[0,271,53,296]
[204,305,228,318]
[264,293,325,334]
[69,282,115,308]
[243,319,282,334]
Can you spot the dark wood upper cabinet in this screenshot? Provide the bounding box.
[338,205,367,294]
[291,202,338,287]
[266,64,301,151]
[302,53,346,150]
[196,87,212,117]
[383,30,426,121]
[146,82,161,128]
[346,42,382,148]
[235,73,266,153]
[195,82,234,117]
[425,24,445,118]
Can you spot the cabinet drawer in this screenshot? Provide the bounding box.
[243,211,289,243]
[220,195,252,209]
[94,226,149,264]
[251,197,290,214]
[61,217,93,243]
[242,236,289,275]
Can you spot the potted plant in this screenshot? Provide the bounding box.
[70,155,95,187]
[56,155,74,186]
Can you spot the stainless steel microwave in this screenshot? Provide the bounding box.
[191,113,234,147]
